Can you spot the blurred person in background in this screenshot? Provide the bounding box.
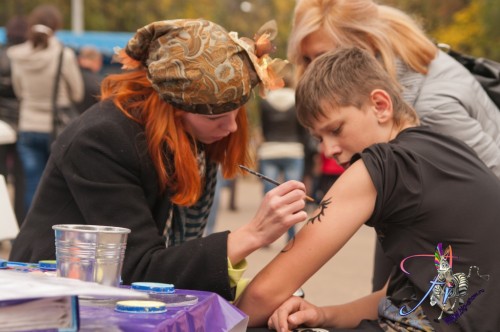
[256,70,308,241]
[313,151,344,202]
[7,4,84,216]
[0,15,29,225]
[286,0,500,293]
[76,45,104,114]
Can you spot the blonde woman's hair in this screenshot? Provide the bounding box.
[288,0,437,80]
[295,47,419,130]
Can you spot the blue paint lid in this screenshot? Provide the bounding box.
[131,282,175,294]
[0,259,6,269]
[115,300,167,314]
[39,260,57,271]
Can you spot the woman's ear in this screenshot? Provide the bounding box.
[370,89,393,124]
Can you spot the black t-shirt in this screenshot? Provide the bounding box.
[352,126,500,331]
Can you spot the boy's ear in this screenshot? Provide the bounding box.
[370,89,393,123]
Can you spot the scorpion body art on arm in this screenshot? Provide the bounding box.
[280,197,333,253]
[307,197,332,224]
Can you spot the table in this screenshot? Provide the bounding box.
[1,265,248,331]
[79,289,248,332]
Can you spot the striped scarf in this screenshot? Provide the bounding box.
[165,149,218,247]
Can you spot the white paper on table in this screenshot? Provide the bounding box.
[0,174,18,241]
[0,270,149,301]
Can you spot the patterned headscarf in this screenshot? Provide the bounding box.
[124,19,289,115]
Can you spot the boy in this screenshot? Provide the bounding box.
[237,47,500,331]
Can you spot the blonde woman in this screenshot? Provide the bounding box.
[289,0,500,177]
[8,5,84,215]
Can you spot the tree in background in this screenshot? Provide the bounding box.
[432,1,485,55]
[383,0,500,60]
[2,0,499,60]
[0,0,294,60]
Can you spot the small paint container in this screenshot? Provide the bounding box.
[39,260,57,271]
[131,282,175,294]
[0,259,7,269]
[115,300,167,314]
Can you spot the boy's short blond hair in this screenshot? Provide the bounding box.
[295,47,419,129]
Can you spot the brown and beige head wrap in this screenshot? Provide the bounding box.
[124,19,288,115]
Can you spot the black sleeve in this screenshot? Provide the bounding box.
[353,144,422,229]
[132,231,233,299]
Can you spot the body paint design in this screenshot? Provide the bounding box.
[307,197,332,224]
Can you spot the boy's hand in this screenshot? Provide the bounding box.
[268,296,326,331]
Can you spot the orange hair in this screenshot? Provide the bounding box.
[100,50,251,206]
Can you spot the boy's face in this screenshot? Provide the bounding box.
[311,96,392,169]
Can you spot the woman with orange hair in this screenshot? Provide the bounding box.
[9,19,308,300]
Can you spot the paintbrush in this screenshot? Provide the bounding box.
[238,165,316,203]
